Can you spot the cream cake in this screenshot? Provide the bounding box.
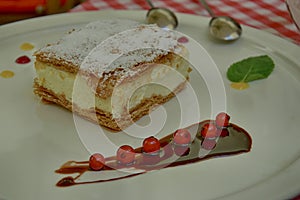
[34,19,191,131]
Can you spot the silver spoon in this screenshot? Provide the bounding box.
[145,0,178,29]
[199,0,242,41]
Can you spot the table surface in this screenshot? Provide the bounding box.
[70,1,299,199]
[70,0,300,45]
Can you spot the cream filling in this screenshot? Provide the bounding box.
[34,60,190,119]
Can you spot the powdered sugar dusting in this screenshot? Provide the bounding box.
[36,19,186,92]
[81,24,183,81]
[35,19,140,67]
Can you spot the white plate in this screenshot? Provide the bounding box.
[0,10,300,200]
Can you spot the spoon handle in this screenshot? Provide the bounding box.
[146,0,155,8]
[199,0,215,17]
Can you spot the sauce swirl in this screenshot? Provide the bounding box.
[55,120,252,187]
[0,70,14,78]
[231,82,249,90]
[15,55,31,64]
[20,43,34,51]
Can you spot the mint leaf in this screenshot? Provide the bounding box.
[227,55,275,83]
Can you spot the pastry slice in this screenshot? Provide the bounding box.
[34,19,191,131]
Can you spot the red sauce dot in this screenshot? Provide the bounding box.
[16,55,31,64]
[177,36,189,43]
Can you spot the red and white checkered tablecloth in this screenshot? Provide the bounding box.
[70,0,300,45]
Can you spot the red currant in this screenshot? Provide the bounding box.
[173,129,191,145]
[89,153,105,171]
[142,136,161,153]
[215,112,230,128]
[201,122,218,139]
[116,145,136,165]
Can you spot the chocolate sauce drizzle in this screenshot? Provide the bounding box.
[55,120,252,187]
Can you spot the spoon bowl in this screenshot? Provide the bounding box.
[209,16,242,41]
[145,0,178,29]
[199,0,242,41]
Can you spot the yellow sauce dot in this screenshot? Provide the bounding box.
[20,42,34,51]
[231,82,249,90]
[0,70,15,78]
